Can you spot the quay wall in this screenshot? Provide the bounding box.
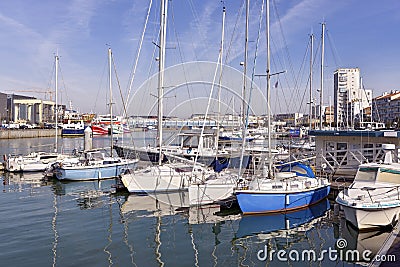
[0,129,61,139]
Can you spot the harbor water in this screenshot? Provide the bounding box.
[0,133,395,266]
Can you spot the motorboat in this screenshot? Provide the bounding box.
[336,144,400,230]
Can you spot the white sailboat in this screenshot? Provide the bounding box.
[188,4,243,206]
[54,48,138,181]
[120,0,213,193]
[5,54,67,172]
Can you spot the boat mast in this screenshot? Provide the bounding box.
[108,47,114,157]
[309,33,313,132]
[319,22,325,130]
[266,0,272,177]
[242,0,249,129]
[157,0,168,165]
[55,54,59,153]
[215,5,226,158]
[238,0,250,178]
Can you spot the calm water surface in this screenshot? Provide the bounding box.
[0,134,392,266]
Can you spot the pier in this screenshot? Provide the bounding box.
[0,129,60,139]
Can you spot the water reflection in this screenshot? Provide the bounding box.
[337,217,392,265]
[51,179,116,209]
[1,171,47,192]
[236,199,330,239]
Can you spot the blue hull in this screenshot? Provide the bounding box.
[236,185,330,214]
[61,129,85,136]
[56,162,137,181]
[236,198,330,238]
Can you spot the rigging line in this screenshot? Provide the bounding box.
[192,29,224,173]
[137,21,160,117]
[271,0,296,89]
[186,0,211,95]
[57,63,70,107]
[269,41,289,112]
[295,40,313,113]
[246,0,265,117]
[93,55,108,113]
[224,0,245,64]
[111,53,126,117]
[325,29,342,68]
[187,0,212,57]
[125,0,153,117]
[47,58,56,96]
[169,2,194,114]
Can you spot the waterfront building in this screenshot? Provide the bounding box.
[372,90,400,126]
[333,68,372,128]
[0,92,65,125]
[274,113,304,127]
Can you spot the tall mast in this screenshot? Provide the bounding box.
[108,47,114,157]
[215,6,226,158]
[319,22,325,130]
[157,0,168,165]
[242,0,249,126]
[54,54,59,153]
[238,0,250,178]
[266,0,272,177]
[309,34,313,132]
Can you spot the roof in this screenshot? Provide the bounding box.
[374,91,400,101]
[309,130,400,138]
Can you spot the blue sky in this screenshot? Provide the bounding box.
[0,0,399,116]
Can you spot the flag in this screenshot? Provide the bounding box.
[274,80,279,88]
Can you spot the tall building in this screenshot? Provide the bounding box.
[333,68,372,127]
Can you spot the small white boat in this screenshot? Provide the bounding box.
[54,150,138,181]
[5,152,66,172]
[336,144,400,230]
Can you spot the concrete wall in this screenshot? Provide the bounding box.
[0,129,61,139]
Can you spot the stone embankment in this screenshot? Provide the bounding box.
[0,129,61,139]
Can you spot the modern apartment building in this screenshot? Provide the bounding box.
[372,90,400,125]
[333,68,372,127]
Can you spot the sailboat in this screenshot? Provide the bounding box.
[5,54,67,172]
[234,0,330,214]
[120,0,216,193]
[188,4,245,206]
[53,48,138,181]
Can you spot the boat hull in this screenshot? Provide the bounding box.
[338,203,400,230]
[189,181,235,206]
[121,170,190,193]
[56,161,138,181]
[236,185,330,214]
[61,128,85,137]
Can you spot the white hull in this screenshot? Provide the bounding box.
[341,204,400,230]
[336,160,400,230]
[189,181,235,206]
[5,152,65,172]
[120,164,208,193]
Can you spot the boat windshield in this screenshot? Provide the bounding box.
[354,167,378,182]
[377,168,400,184]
